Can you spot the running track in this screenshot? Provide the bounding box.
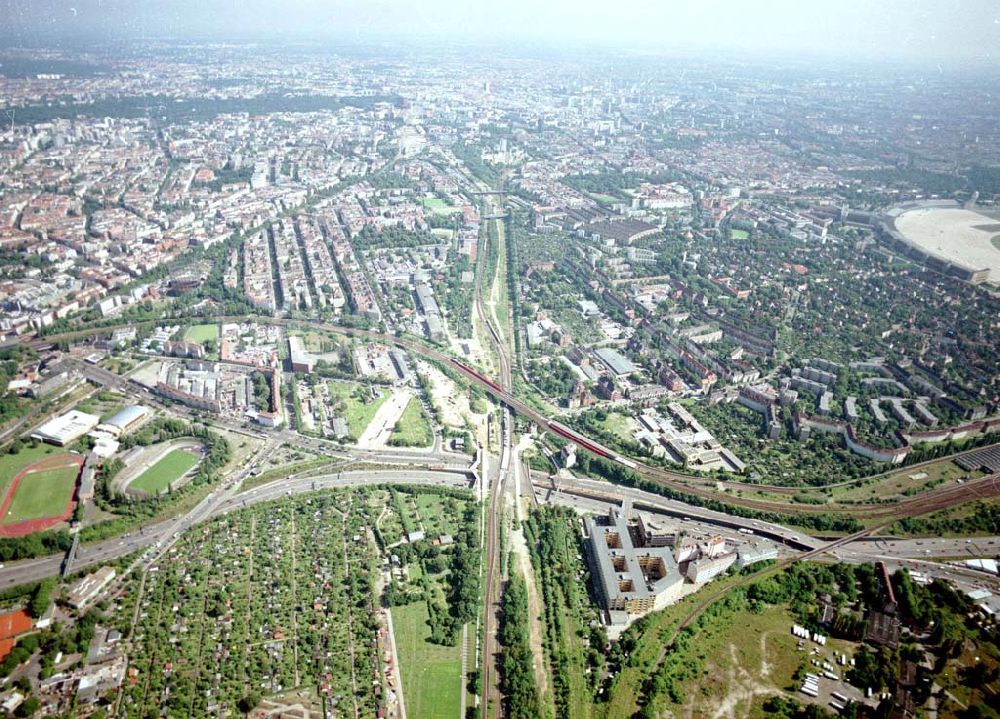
[0,454,83,537]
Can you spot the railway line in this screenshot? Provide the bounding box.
[38,313,1000,521]
[473,191,512,719]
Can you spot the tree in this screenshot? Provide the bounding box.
[29,578,56,618]
[15,697,40,717]
[237,691,261,714]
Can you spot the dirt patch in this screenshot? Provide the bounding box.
[509,526,550,704]
[702,644,781,719]
[417,360,488,443]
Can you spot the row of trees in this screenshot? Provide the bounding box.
[524,506,606,716]
[0,529,73,563]
[498,573,542,719]
[570,451,864,533]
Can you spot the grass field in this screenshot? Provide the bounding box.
[413,492,459,536]
[0,445,62,500]
[183,323,219,343]
[601,573,744,718]
[327,382,389,440]
[129,449,199,495]
[3,465,78,524]
[389,397,434,447]
[830,457,969,502]
[600,411,637,443]
[731,228,750,239]
[422,197,456,215]
[392,601,462,719]
[992,235,1000,252]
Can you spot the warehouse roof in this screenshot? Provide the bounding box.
[105,405,148,431]
[594,347,636,376]
[32,409,100,445]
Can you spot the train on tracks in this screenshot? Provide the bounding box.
[451,358,639,469]
[548,420,638,469]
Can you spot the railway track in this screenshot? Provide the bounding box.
[474,194,512,719]
[40,314,1000,521]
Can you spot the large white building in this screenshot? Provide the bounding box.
[31,409,100,446]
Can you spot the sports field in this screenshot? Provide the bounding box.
[128,449,200,495]
[392,601,462,719]
[2,463,79,525]
[0,444,62,499]
[183,323,219,343]
[422,197,455,215]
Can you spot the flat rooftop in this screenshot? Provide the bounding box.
[893,206,1000,281]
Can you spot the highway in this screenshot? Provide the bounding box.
[0,468,472,591]
[40,314,1000,519]
[537,473,1000,590]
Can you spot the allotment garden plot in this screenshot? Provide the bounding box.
[118,489,386,718]
[379,487,481,719]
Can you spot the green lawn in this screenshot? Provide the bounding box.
[422,197,456,215]
[183,323,219,343]
[392,601,462,719]
[731,228,750,240]
[413,493,458,536]
[0,444,63,500]
[600,411,637,443]
[129,448,200,495]
[3,465,78,523]
[992,234,1000,252]
[327,382,389,440]
[389,397,434,448]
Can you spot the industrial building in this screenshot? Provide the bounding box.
[288,335,315,374]
[685,552,737,583]
[594,347,637,377]
[65,567,116,610]
[101,405,149,435]
[585,510,684,619]
[736,542,778,569]
[31,409,100,446]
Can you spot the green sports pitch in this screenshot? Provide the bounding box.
[183,324,219,343]
[3,466,78,524]
[128,449,200,495]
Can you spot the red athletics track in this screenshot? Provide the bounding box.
[0,453,83,538]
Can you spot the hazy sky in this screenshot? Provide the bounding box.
[3,0,999,65]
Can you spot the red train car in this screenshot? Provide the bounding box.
[548,420,613,459]
[450,358,504,393]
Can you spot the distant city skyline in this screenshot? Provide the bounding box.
[2,0,999,66]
